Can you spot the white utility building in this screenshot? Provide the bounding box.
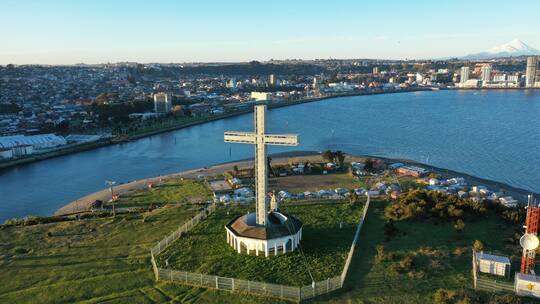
[475,252,511,277]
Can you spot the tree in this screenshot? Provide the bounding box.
[433,289,456,304]
[454,219,465,233]
[364,158,374,172]
[384,219,399,239]
[473,240,484,251]
[335,150,345,167]
[322,150,334,163]
[349,189,358,206]
[376,245,386,262]
[56,120,69,134]
[267,157,275,177]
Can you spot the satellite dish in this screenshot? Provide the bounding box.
[520,234,540,250]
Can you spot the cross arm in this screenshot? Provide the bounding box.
[264,134,299,146]
[224,131,256,144]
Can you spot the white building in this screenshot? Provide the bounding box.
[526,56,539,88]
[475,252,510,277]
[480,65,492,83]
[269,74,277,86]
[153,92,172,113]
[415,73,424,83]
[226,78,237,89]
[460,66,470,84]
[0,134,66,150]
[499,196,518,207]
[461,79,480,88]
[13,144,33,156]
[0,148,13,159]
[225,211,302,257]
[250,92,272,101]
[516,272,540,297]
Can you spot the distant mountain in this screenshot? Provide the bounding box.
[461,39,539,60]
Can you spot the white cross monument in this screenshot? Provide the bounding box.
[224,104,303,256]
[224,104,298,226]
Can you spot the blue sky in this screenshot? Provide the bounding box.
[1,0,539,64]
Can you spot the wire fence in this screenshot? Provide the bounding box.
[150,196,371,302]
[150,203,217,256]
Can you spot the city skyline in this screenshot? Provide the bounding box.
[1,0,540,64]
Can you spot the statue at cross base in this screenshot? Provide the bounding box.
[224,104,303,257]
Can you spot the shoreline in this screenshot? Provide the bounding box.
[54,150,539,217]
[0,88,429,171]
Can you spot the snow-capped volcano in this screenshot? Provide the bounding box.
[461,39,539,60]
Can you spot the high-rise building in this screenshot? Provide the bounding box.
[153,92,172,113]
[269,74,277,86]
[372,67,379,75]
[525,57,538,88]
[460,66,470,84]
[480,65,492,83]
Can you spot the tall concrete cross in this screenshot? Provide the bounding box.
[224,105,298,226]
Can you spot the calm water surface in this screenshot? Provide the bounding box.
[1,90,539,221]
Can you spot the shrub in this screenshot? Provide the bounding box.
[433,288,456,304]
[13,247,29,255]
[399,255,414,270]
[473,240,484,251]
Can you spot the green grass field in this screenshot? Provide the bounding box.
[156,200,365,286]
[114,179,213,208]
[0,205,200,303]
[0,176,533,303]
[314,200,524,304]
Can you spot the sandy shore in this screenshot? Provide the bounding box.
[55,151,538,216]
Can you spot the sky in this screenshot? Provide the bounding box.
[1,0,540,64]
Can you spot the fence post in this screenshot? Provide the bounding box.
[215,276,219,289]
[248,280,250,292]
[472,249,478,289]
[185,271,188,284]
[298,288,301,302]
[231,278,235,291]
[327,278,330,293]
[170,269,173,281]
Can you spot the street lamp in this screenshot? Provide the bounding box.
[105,180,117,217]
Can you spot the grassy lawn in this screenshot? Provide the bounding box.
[269,172,360,193]
[312,200,523,303]
[156,200,365,286]
[114,179,213,208]
[0,205,202,304]
[1,177,534,303]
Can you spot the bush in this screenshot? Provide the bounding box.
[399,255,414,270]
[433,288,456,304]
[473,240,484,251]
[13,247,30,255]
[385,189,485,222]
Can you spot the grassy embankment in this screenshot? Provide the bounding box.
[112,179,213,208]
